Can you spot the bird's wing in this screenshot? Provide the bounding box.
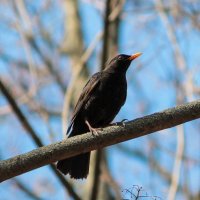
[67,72,102,134]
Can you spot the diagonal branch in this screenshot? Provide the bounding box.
[0,100,200,182]
[0,78,43,147]
[0,78,81,200]
[13,178,44,200]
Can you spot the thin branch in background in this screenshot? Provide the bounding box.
[0,79,81,200]
[13,178,44,200]
[89,149,102,200]
[108,0,125,22]
[155,0,186,72]
[60,0,84,55]
[101,153,122,200]
[0,100,200,182]
[101,0,111,69]
[0,78,43,147]
[0,0,38,116]
[12,0,66,93]
[27,37,66,93]
[167,125,184,200]
[155,1,188,199]
[122,185,162,200]
[153,141,200,164]
[117,144,172,183]
[61,0,90,138]
[14,21,37,99]
[118,140,197,196]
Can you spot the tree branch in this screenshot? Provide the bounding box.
[0,100,200,182]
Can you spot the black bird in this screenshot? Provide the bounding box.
[57,53,142,179]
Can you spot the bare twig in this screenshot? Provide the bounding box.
[122,185,162,200]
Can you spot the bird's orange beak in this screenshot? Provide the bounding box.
[128,52,142,60]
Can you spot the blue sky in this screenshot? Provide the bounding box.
[0,0,200,199]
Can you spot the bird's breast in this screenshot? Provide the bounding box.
[84,74,127,126]
[100,77,127,103]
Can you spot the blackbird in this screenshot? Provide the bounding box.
[57,53,142,179]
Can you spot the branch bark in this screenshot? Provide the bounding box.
[0,100,200,182]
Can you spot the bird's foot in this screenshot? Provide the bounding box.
[90,127,100,136]
[120,119,128,126]
[85,120,102,136]
[111,119,128,127]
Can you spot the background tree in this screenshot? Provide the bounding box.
[0,0,199,199]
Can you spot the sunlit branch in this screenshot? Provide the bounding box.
[0,100,200,182]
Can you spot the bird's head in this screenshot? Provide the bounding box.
[105,53,142,73]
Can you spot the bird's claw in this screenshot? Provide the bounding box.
[121,119,128,126]
[90,127,98,136]
[91,127,103,136]
[112,119,128,127]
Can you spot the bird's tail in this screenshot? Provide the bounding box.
[57,152,90,179]
[57,122,90,179]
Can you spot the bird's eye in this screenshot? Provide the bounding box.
[118,55,123,60]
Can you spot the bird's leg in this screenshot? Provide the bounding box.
[85,120,100,136]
